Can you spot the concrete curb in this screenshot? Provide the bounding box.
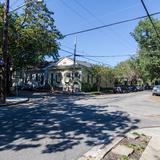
[140,135,160,160]
[0,98,30,107]
[77,137,124,160]
[77,127,160,160]
[133,128,160,160]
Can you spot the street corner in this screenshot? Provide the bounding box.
[0,97,29,107]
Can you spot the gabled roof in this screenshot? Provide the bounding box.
[45,57,92,69]
[76,60,93,68]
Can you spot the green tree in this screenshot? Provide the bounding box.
[131,18,160,81]
[0,1,62,95]
[0,1,62,69]
[114,59,140,85]
[83,65,115,92]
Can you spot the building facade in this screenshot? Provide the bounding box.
[13,57,92,92]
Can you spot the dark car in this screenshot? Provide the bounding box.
[136,85,143,91]
[128,85,137,92]
[113,85,129,93]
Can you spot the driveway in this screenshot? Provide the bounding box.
[0,91,159,160]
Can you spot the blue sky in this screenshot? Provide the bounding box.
[8,0,160,66]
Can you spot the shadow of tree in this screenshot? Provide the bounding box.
[0,94,140,155]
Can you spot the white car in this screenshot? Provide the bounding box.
[152,85,160,96]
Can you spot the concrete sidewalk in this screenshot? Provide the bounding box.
[0,97,29,107]
[135,127,160,160]
[78,127,160,160]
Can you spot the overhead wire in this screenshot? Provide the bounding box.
[60,45,136,58]
[140,0,160,42]
[60,44,84,53]
[59,0,160,66]
[61,0,139,64]
[60,0,135,50]
[60,49,110,66]
[10,0,25,11]
[87,0,152,22]
[73,0,134,50]
[60,49,74,57]
[80,56,111,67]
[60,48,135,67]
[77,54,136,58]
[64,11,160,37]
[59,0,91,27]
[10,0,20,8]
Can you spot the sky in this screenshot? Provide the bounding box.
[6,0,160,66]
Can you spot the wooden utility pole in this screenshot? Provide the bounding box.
[1,0,10,103]
[72,36,77,92]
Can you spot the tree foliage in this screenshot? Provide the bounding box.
[114,58,141,85]
[83,64,115,91]
[131,18,160,81]
[0,1,62,69]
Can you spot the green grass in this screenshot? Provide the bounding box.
[132,132,140,136]
[126,143,145,153]
[119,155,132,160]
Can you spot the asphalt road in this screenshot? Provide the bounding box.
[0,91,160,160]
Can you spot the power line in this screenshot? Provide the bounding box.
[60,49,109,66]
[77,54,136,58]
[60,48,136,58]
[60,44,84,53]
[60,48,134,68]
[64,11,160,37]
[140,0,160,42]
[74,0,103,24]
[59,0,91,27]
[91,0,152,21]
[61,0,134,51]
[9,0,43,14]
[10,0,20,9]
[73,0,134,50]
[60,49,74,57]
[80,56,110,67]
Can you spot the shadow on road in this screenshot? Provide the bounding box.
[0,95,140,154]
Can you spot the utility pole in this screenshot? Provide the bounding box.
[72,36,77,92]
[1,0,10,103]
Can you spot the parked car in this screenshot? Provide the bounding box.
[152,85,160,96]
[144,84,152,90]
[113,85,129,93]
[121,85,129,93]
[136,85,143,91]
[128,85,137,92]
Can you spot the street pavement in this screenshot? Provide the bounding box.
[0,91,160,160]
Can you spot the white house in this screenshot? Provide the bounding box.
[13,57,92,92]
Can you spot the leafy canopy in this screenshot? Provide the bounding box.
[0,1,62,69]
[131,18,160,81]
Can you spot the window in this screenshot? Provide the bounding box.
[75,72,80,78]
[51,73,54,86]
[66,72,71,78]
[55,73,62,83]
[36,74,38,82]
